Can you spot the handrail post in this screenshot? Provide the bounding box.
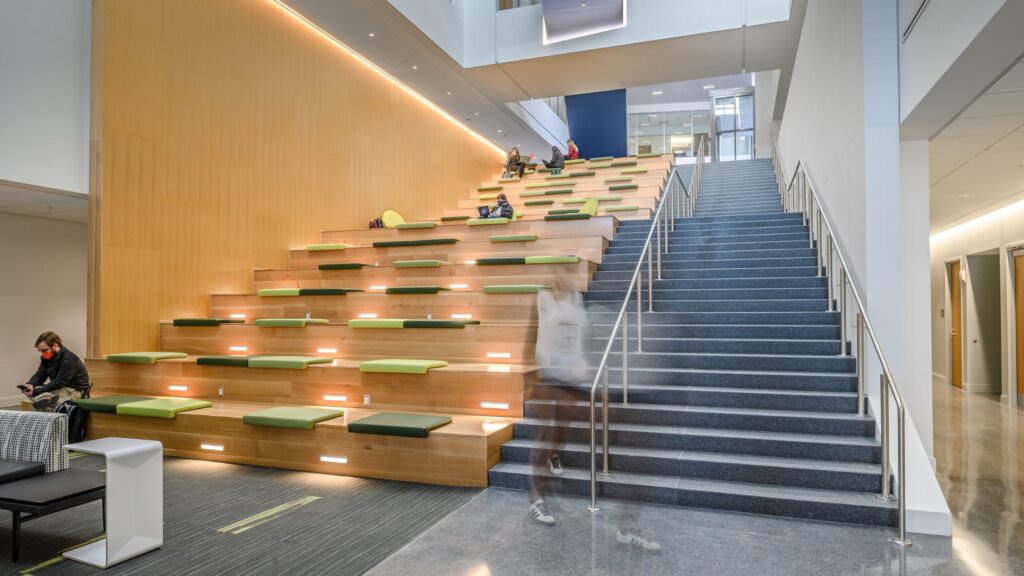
[588,375,599,511]
[656,210,663,280]
[601,368,610,475]
[826,236,834,310]
[877,374,895,502]
[893,401,911,547]
[663,200,670,255]
[621,311,629,407]
[856,312,866,415]
[839,269,848,356]
[647,242,654,313]
[817,213,824,277]
[808,196,815,250]
[637,261,644,351]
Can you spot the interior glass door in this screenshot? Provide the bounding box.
[713,93,755,161]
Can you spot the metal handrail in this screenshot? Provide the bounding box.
[771,138,911,548]
[587,140,704,511]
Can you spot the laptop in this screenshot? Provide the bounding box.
[477,206,491,218]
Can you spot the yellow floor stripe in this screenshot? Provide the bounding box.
[20,534,106,575]
[217,496,321,535]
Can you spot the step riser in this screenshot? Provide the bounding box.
[613,226,809,240]
[605,242,810,255]
[600,249,818,263]
[534,383,857,412]
[597,258,819,271]
[589,325,840,340]
[588,278,826,290]
[578,369,857,392]
[586,287,828,299]
[584,311,840,325]
[589,353,856,373]
[584,300,831,313]
[592,267,820,280]
[582,338,846,356]
[610,233,811,245]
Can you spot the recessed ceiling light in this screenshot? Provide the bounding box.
[497,129,503,133]
[648,114,658,118]
[641,123,650,127]
[446,91,452,95]
[412,65,418,70]
[368,33,375,38]
[957,193,970,198]
[651,90,663,96]
[581,1,587,6]
[475,112,480,116]
[703,84,716,90]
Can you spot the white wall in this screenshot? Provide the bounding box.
[0,0,90,194]
[964,255,1002,392]
[753,69,780,158]
[0,213,88,407]
[387,0,466,63]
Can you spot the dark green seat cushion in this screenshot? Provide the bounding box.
[243,406,346,430]
[347,412,452,438]
[373,240,417,248]
[248,356,334,370]
[548,209,579,215]
[609,184,639,191]
[75,395,154,414]
[545,213,591,221]
[544,188,574,195]
[612,160,638,167]
[197,355,251,368]
[484,285,549,294]
[172,318,220,327]
[605,176,632,183]
[299,288,362,296]
[106,352,187,364]
[319,263,370,270]
[385,286,449,295]
[477,257,527,266]
[359,359,448,375]
[116,398,213,419]
[490,234,538,243]
[441,215,471,222]
[524,200,554,206]
[569,171,596,177]
[413,238,458,246]
[403,320,467,329]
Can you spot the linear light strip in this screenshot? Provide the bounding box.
[270,0,504,158]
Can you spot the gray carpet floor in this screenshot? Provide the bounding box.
[3,455,479,575]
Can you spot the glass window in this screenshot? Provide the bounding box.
[714,97,736,132]
[735,130,753,161]
[737,95,754,130]
[718,132,736,162]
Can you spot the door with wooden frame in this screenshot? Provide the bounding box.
[1015,251,1024,396]
[950,260,963,388]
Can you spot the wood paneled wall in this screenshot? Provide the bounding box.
[89,0,502,355]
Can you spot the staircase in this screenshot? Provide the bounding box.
[489,158,896,526]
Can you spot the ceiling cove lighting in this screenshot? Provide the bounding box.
[931,196,1024,241]
[168,385,188,392]
[480,401,510,410]
[229,345,248,352]
[317,347,338,354]
[201,444,225,452]
[451,313,473,320]
[449,283,469,290]
[323,394,348,402]
[270,0,504,157]
[486,352,512,359]
[229,313,246,319]
[369,285,387,291]
[320,455,348,464]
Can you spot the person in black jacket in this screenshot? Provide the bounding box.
[542,146,565,172]
[487,193,514,219]
[20,332,90,412]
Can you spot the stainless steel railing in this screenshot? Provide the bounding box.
[587,140,704,511]
[771,138,911,547]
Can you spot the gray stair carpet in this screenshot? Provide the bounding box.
[488,157,896,527]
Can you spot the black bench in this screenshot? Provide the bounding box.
[0,468,105,562]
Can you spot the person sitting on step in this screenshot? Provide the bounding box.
[504,147,527,178]
[566,138,579,160]
[542,146,565,175]
[19,331,90,412]
[486,193,514,219]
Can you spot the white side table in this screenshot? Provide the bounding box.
[62,438,163,568]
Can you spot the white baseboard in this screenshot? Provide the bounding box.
[0,394,26,408]
[932,372,947,385]
[964,381,1000,394]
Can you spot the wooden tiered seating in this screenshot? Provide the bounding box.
[80,154,669,486]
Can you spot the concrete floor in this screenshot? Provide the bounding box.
[366,380,1024,575]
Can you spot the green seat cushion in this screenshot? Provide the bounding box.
[569,171,596,177]
[611,160,638,167]
[75,395,154,414]
[484,284,549,294]
[348,319,406,329]
[413,238,458,246]
[605,205,640,213]
[477,257,526,266]
[545,213,591,221]
[526,255,580,264]
[385,286,449,295]
[497,177,519,183]
[546,174,571,180]
[347,412,452,438]
[299,288,361,296]
[477,186,503,192]
[257,288,300,297]
[402,320,466,329]
[589,156,614,162]
[116,398,213,419]
[564,195,622,204]
[359,359,448,375]
[609,184,639,191]
[106,352,187,364]
[621,168,648,174]
[589,163,612,169]
[525,183,549,189]
[548,209,579,215]
[373,240,417,248]
[306,244,350,252]
[243,406,346,430]
[545,188,574,196]
[524,200,554,206]
[564,159,586,165]
[396,222,437,230]
[197,355,251,368]
[520,190,546,197]
[393,260,444,268]
[248,356,334,370]
[441,215,470,222]
[254,318,330,327]
[605,176,632,183]
[478,193,499,201]
[636,152,662,158]
[490,234,538,243]
[467,218,509,226]
[172,318,220,327]
[319,263,370,271]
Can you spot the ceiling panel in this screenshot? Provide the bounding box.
[959,92,1024,118]
[0,181,88,224]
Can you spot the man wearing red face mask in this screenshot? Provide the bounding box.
[20,332,90,411]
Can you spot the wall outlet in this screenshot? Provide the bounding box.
[363,394,371,406]
[218,387,224,397]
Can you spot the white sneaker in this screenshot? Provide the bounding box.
[530,499,556,526]
[616,530,662,553]
[548,454,564,476]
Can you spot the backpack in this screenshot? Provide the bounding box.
[368,217,384,229]
[55,402,87,443]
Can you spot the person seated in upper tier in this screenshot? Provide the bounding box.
[566,138,579,160]
[487,193,514,219]
[504,147,527,178]
[542,146,565,173]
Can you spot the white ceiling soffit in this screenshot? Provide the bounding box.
[541,0,627,45]
[0,180,88,224]
[627,73,754,107]
[929,57,1024,230]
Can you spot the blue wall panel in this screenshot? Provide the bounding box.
[564,89,626,159]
